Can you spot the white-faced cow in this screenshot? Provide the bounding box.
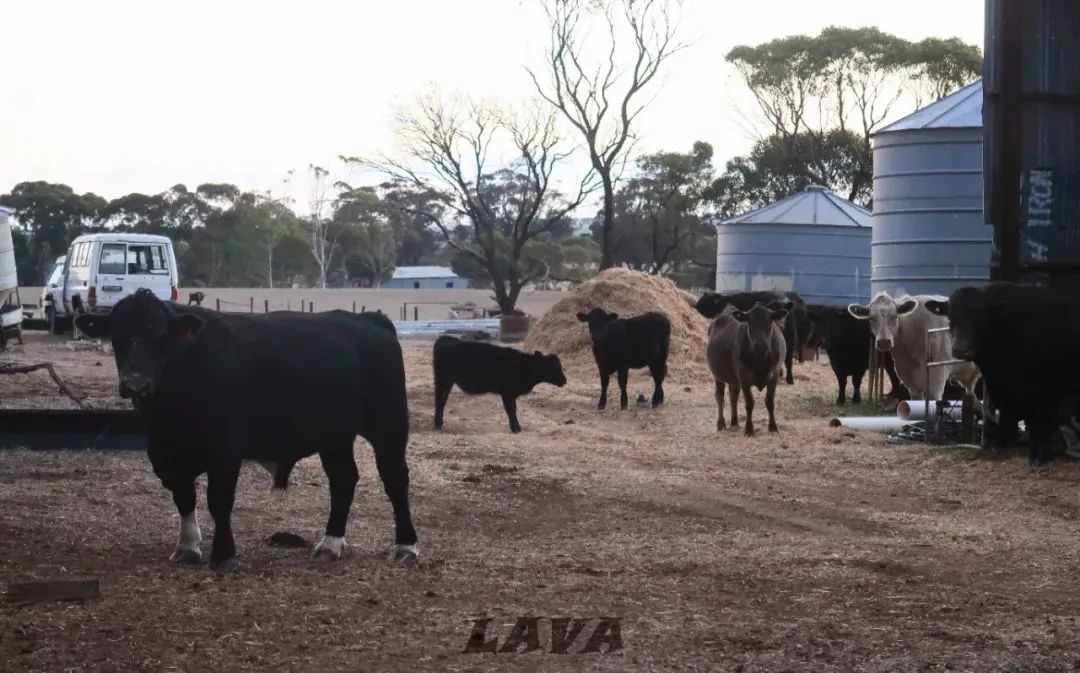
[848,292,980,402]
[577,309,670,411]
[706,302,788,435]
[924,283,1080,465]
[75,289,419,572]
[432,335,567,433]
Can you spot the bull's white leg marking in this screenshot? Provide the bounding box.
[313,535,347,560]
[169,512,203,563]
[389,544,420,563]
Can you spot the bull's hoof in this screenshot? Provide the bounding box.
[716,422,726,432]
[619,403,629,411]
[434,422,444,431]
[510,426,522,434]
[389,544,420,564]
[744,425,755,437]
[209,556,238,574]
[768,424,779,433]
[169,547,202,565]
[312,536,348,561]
[597,402,606,411]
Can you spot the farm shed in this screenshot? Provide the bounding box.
[714,184,872,307]
[383,266,468,290]
[871,80,992,298]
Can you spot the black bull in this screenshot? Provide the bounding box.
[76,289,418,572]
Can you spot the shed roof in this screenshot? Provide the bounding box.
[719,185,871,228]
[878,80,983,133]
[391,265,460,280]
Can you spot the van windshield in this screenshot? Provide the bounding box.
[98,244,126,275]
[96,243,171,276]
[127,244,170,275]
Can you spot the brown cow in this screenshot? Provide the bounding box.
[707,302,788,436]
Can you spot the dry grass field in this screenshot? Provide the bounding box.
[2,311,1080,671]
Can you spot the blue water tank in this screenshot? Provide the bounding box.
[715,185,872,306]
[871,81,992,298]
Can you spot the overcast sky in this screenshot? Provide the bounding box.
[3,0,984,211]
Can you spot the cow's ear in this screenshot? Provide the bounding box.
[897,298,919,316]
[75,313,112,338]
[924,299,949,317]
[169,314,204,342]
[848,304,871,320]
[732,310,749,323]
[576,312,589,322]
[607,312,619,321]
[771,309,789,323]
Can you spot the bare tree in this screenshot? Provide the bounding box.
[348,94,596,312]
[305,164,345,289]
[528,0,685,270]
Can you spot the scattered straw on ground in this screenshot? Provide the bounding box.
[524,268,709,380]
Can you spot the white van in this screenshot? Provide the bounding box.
[49,233,179,327]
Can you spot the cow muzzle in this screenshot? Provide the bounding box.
[119,377,154,400]
[875,338,894,352]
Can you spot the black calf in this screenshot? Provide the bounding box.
[433,335,567,433]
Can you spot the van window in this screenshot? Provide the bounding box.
[98,244,127,275]
[127,244,169,275]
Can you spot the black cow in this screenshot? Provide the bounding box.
[696,291,810,385]
[75,290,418,571]
[188,291,205,306]
[925,282,1080,466]
[576,309,670,411]
[806,305,871,406]
[433,335,567,433]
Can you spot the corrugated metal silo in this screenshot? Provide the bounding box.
[714,185,872,307]
[871,81,992,298]
[985,0,1080,288]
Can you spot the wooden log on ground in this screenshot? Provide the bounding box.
[5,579,100,604]
[0,362,89,409]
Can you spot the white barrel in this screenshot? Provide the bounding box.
[897,400,963,422]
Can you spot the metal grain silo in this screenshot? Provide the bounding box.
[714,185,872,306]
[985,0,1080,288]
[871,81,992,299]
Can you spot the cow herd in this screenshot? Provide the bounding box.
[71,280,1077,573]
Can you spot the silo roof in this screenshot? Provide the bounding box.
[877,79,983,133]
[719,184,871,228]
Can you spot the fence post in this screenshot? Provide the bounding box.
[264,299,269,313]
[250,297,254,314]
[309,301,314,313]
[352,300,356,313]
[361,305,365,313]
[301,299,305,313]
[414,305,419,321]
[216,298,221,312]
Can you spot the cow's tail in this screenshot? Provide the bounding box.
[656,320,671,378]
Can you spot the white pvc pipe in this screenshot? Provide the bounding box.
[829,416,914,431]
[897,400,963,422]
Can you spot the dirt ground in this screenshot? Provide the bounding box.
[3,331,1080,672]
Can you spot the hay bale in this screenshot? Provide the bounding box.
[523,268,709,380]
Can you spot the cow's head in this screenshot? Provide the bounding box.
[848,293,918,353]
[694,292,730,319]
[533,351,567,387]
[733,303,787,361]
[924,286,985,361]
[74,289,204,402]
[577,308,619,342]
